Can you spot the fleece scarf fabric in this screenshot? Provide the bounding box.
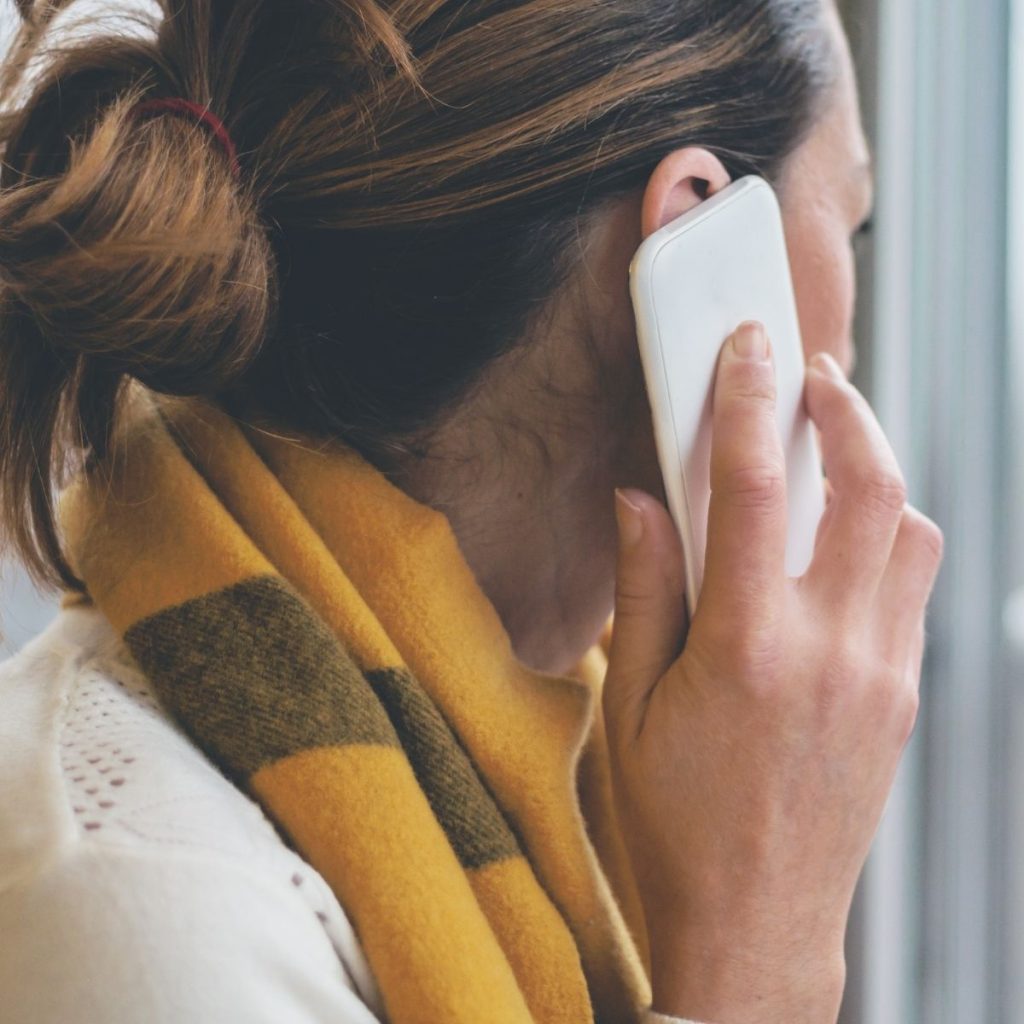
[61,392,651,1024]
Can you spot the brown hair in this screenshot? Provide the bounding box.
[0,0,832,589]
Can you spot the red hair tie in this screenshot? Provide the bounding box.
[132,98,241,179]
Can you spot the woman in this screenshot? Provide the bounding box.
[0,1,942,1022]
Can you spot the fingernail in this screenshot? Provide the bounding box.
[615,489,646,547]
[731,321,770,361]
[809,352,845,382]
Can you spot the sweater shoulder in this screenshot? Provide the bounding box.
[0,606,384,1021]
[0,605,289,880]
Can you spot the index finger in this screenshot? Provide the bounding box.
[700,322,788,623]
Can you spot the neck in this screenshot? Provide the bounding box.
[387,200,658,675]
[393,428,619,677]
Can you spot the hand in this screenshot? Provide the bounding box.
[604,322,943,1024]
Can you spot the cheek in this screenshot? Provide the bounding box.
[785,217,857,374]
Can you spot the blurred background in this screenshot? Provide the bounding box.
[1,0,1022,1021]
[839,0,1019,1020]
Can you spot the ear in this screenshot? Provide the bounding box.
[641,148,732,238]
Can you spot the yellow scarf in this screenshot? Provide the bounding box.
[61,393,650,1024]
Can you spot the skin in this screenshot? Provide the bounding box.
[398,5,874,677]
[606,338,942,1021]
[400,6,943,1022]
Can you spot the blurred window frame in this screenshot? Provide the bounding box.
[842,0,1016,1021]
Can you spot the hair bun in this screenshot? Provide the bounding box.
[0,96,273,397]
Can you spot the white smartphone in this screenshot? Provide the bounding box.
[629,175,825,615]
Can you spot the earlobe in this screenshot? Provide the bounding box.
[640,148,732,239]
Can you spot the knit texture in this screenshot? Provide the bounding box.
[61,393,650,1024]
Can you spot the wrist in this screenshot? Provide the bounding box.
[647,927,847,1024]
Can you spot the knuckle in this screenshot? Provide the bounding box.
[813,637,895,707]
[856,468,908,521]
[813,639,862,706]
[813,371,856,416]
[614,579,655,621]
[896,686,921,745]
[728,633,787,698]
[906,511,945,565]
[866,665,903,714]
[717,463,787,514]
[901,505,946,573]
[858,656,919,736]
[686,625,782,698]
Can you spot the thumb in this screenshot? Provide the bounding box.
[604,489,688,744]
